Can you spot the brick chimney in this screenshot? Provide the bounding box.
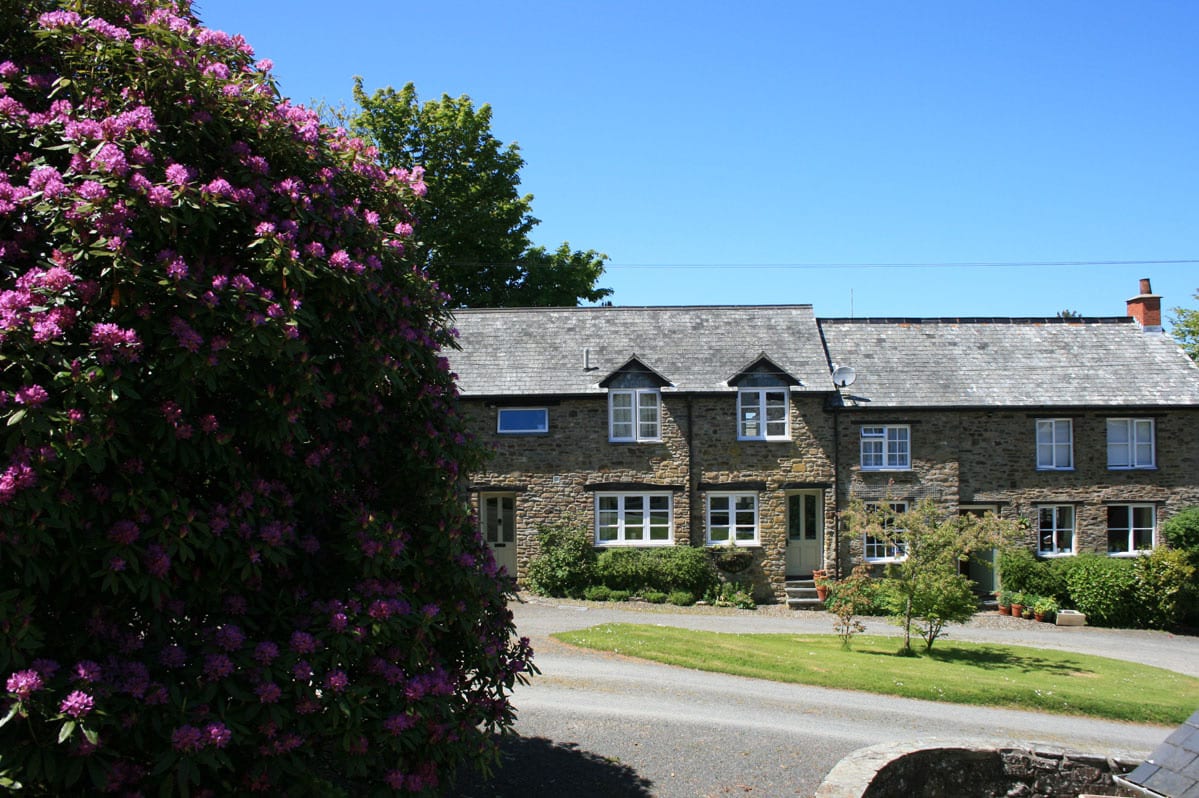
[1126,277,1162,331]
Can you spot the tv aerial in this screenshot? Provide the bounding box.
[831,365,856,388]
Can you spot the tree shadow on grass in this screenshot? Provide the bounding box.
[860,644,1092,677]
[450,734,655,797]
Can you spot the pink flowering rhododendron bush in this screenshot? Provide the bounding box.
[0,1,533,794]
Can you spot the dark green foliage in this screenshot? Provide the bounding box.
[350,81,610,308]
[1066,555,1138,628]
[582,585,612,602]
[667,590,696,606]
[525,519,596,598]
[608,590,632,602]
[1132,548,1196,629]
[642,591,669,604]
[594,546,719,596]
[997,548,1077,606]
[1163,507,1199,556]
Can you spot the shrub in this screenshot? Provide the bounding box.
[607,590,632,603]
[1162,507,1199,558]
[825,565,874,647]
[642,590,668,604]
[582,585,612,602]
[525,518,596,598]
[708,583,756,610]
[667,590,696,606]
[594,546,718,596]
[594,548,649,592]
[1066,555,1138,628]
[1132,547,1196,629]
[0,2,531,794]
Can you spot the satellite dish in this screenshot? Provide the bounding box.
[832,365,857,388]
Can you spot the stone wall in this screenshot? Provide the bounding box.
[463,395,1199,601]
[835,408,1199,570]
[463,392,839,603]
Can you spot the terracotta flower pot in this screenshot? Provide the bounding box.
[998,605,1011,616]
[1010,603,1025,617]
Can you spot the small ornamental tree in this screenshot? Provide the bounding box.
[0,2,532,795]
[843,499,1022,653]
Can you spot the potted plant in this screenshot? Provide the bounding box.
[1009,592,1026,618]
[997,590,1012,616]
[1033,596,1059,622]
[814,571,832,602]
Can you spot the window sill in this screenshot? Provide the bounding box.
[595,541,675,548]
[608,439,663,445]
[1035,467,1075,472]
[1107,550,1153,558]
[704,542,761,548]
[1037,552,1076,558]
[1106,465,1157,471]
[864,556,907,564]
[737,436,791,443]
[859,466,912,472]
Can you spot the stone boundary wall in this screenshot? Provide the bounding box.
[815,740,1143,798]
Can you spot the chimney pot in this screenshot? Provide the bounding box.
[1126,277,1162,331]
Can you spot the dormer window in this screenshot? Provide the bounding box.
[729,355,796,442]
[738,388,789,440]
[601,356,671,444]
[609,389,660,442]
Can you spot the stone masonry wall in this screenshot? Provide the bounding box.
[835,407,1199,572]
[463,392,839,604]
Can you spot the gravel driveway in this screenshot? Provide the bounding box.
[451,597,1199,797]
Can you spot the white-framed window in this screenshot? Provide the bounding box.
[1037,505,1075,556]
[1036,419,1074,470]
[738,388,789,440]
[496,407,548,435]
[609,389,660,442]
[1107,504,1156,556]
[860,425,910,470]
[863,501,908,562]
[595,493,673,545]
[1107,418,1155,469]
[706,493,758,545]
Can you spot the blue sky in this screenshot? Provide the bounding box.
[196,0,1198,322]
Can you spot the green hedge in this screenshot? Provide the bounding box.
[594,546,719,596]
[526,520,597,598]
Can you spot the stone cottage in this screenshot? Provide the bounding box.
[447,281,1199,603]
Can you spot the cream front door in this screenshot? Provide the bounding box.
[785,491,822,576]
[481,494,517,576]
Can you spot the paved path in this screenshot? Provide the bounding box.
[452,598,1199,798]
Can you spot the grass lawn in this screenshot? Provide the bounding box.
[553,624,1199,725]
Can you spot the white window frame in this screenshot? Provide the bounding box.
[1106,418,1155,470]
[496,407,549,435]
[705,493,759,546]
[863,501,908,562]
[1106,504,1156,556]
[860,425,911,470]
[1036,419,1074,471]
[608,389,661,443]
[737,388,789,441]
[1037,505,1075,556]
[594,493,673,546]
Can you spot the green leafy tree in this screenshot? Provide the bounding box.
[350,80,611,308]
[844,500,1022,653]
[0,2,531,793]
[1171,290,1199,361]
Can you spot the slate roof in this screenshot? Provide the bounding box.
[448,305,835,397]
[819,317,1199,408]
[1118,708,1199,798]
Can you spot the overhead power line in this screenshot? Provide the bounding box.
[605,259,1199,270]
